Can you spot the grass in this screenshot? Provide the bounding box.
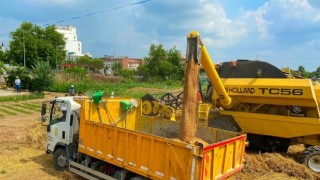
[0,107,17,115]
[49,81,182,98]
[0,93,44,103]
[2,105,33,114]
[15,104,40,112]
[23,103,41,109]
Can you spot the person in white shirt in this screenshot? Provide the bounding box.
[15,76,21,92]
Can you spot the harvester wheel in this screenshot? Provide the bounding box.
[298,146,320,173]
[53,148,68,171]
[142,100,153,115]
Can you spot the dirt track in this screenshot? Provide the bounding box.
[0,89,29,96]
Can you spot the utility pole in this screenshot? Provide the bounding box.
[23,31,26,67]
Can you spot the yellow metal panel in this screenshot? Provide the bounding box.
[82,98,138,130]
[219,78,318,107]
[201,45,232,107]
[79,122,203,179]
[78,97,247,179]
[222,111,320,138]
[201,135,246,180]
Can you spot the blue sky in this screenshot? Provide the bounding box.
[1,0,320,71]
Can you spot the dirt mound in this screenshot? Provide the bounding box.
[232,148,320,180]
[27,122,47,149]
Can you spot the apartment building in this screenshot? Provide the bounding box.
[101,55,144,71]
[55,25,83,61]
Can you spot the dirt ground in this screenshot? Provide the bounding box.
[0,92,320,180]
[0,89,29,96]
[0,92,76,180]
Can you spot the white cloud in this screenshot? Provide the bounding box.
[181,2,250,48]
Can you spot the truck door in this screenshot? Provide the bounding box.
[47,101,71,151]
[68,110,80,144]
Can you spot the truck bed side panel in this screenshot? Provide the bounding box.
[79,120,202,180]
[201,135,246,180]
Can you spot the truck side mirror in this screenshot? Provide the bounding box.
[41,103,47,116]
[41,103,47,123]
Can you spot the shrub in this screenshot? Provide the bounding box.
[6,66,32,90]
[29,61,55,92]
[64,67,86,81]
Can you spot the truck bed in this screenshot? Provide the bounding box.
[77,98,246,179]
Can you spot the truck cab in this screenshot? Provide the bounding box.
[42,97,81,170]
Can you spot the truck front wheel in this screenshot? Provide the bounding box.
[298,146,320,173]
[54,148,68,171]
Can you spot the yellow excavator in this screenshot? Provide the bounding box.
[142,31,320,172]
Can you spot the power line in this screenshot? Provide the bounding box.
[44,0,152,26]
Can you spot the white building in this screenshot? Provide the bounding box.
[55,26,83,60]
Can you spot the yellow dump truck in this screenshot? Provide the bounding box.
[41,95,246,180]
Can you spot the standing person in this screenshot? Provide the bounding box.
[69,85,76,96]
[15,76,21,93]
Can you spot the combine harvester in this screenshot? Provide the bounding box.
[143,31,320,173]
[208,59,320,172]
[40,31,247,180]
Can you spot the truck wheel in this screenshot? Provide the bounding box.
[298,146,320,173]
[54,148,68,171]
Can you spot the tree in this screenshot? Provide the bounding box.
[0,49,6,63]
[76,55,92,66]
[76,55,104,73]
[29,61,55,92]
[92,58,105,72]
[298,65,308,78]
[314,66,320,78]
[140,44,184,81]
[6,66,31,89]
[144,44,166,79]
[166,47,184,80]
[0,61,6,74]
[7,22,66,69]
[112,61,123,75]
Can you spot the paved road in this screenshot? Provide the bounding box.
[0,89,30,96]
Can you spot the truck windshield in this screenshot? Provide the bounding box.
[50,101,68,125]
